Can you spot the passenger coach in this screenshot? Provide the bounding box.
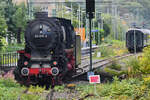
[126,28,150,52]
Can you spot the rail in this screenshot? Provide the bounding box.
[73,53,135,78]
[81,45,99,55]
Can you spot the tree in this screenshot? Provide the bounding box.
[12,3,27,44]
[116,0,150,28]
[0,15,7,37]
[0,15,7,52]
[4,0,17,40]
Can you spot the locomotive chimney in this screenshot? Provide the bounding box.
[34,12,48,18]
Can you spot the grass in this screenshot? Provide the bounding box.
[1,76,150,100]
[0,78,46,100]
[76,77,150,100]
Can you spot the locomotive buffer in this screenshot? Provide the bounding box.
[86,0,95,79]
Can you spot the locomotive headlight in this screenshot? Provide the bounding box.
[24,61,28,66]
[21,68,29,76]
[50,51,53,54]
[47,29,51,32]
[51,67,59,76]
[53,61,57,65]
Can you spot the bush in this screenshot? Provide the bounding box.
[111,40,125,48]
[139,46,150,74]
[4,43,24,53]
[125,57,141,77]
[98,46,115,57]
[0,36,7,52]
[108,60,122,71]
[77,77,149,100]
[124,46,150,76]
[95,40,128,58]
[0,78,45,100]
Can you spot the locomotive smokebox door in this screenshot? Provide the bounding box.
[75,35,81,66]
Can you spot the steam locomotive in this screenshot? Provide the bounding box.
[126,28,150,52]
[13,12,81,86]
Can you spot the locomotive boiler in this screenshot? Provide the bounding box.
[13,12,81,86]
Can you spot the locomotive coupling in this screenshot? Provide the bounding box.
[51,67,59,76]
[21,68,29,76]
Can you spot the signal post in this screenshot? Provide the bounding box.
[86,0,95,78]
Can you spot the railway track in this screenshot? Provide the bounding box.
[81,44,112,60]
[73,53,136,78]
[28,53,139,100]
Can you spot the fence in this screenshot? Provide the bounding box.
[0,52,19,70]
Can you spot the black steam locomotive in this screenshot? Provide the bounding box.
[13,12,81,86]
[126,28,150,52]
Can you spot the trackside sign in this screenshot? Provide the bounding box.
[89,75,100,84]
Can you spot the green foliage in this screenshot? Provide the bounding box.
[111,40,125,47]
[108,61,122,71]
[104,67,124,76]
[101,14,112,37]
[0,15,7,37]
[20,94,42,100]
[12,3,27,30]
[95,13,128,42]
[0,12,7,52]
[4,0,17,38]
[93,28,104,45]
[92,14,112,44]
[0,78,20,88]
[124,46,150,76]
[54,85,65,92]
[12,3,27,43]
[0,78,22,100]
[116,0,150,28]
[95,40,128,59]
[4,43,24,52]
[97,46,115,58]
[28,85,45,94]
[0,78,45,100]
[0,0,27,44]
[139,46,150,74]
[77,78,150,100]
[125,57,141,77]
[103,59,125,77]
[0,36,7,52]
